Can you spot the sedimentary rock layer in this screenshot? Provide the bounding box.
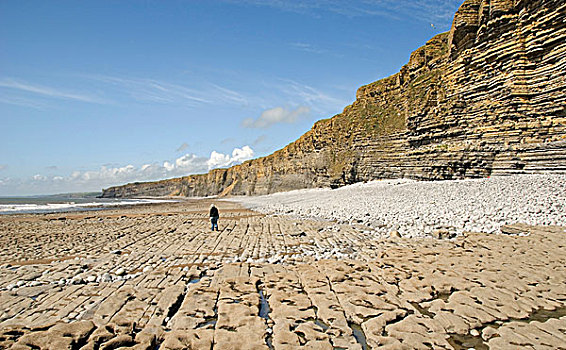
[1,201,565,349]
[102,0,566,198]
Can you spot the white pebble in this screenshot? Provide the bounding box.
[86,275,97,283]
[231,175,566,239]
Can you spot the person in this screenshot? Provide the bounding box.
[209,204,219,231]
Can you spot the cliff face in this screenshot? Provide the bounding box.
[102,0,566,198]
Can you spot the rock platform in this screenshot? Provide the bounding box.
[1,200,565,349]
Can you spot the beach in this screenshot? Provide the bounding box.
[1,176,566,349]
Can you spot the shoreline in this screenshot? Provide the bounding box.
[0,197,181,216]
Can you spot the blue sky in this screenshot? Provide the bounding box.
[0,0,463,196]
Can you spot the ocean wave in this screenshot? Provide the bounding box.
[0,199,176,214]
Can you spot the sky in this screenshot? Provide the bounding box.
[0,0,463,196]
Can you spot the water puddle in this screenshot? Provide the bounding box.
[348,322,368,350]
[304,317,330,332]
[486,306,566,330]
[197,293,220,330]
[436,291,452,302]
[521,306,566,324]
[447,333,488,350]
[196,317,217,329]
[258,287,274,350]
[448,306,566,349]
[409,301,435,318]
[265,331,274,350]
[314,319,330,332]
[163,292,186,326]
[259,289,271,320]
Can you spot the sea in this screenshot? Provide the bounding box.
[0,193,176,215]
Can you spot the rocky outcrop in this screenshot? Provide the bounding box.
[2,202,566,349]
[102,0,566,198]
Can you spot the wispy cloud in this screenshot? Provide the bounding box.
[242,106,311,129]
[221,137,236,145]
[253,135,267,145]
[1,71,343,121]
[290,42,327,55]
[222,0,462,27]
[176,142,189,152]
[0,95,47,110]
[88,75,210,106]
[277,78,347,110]
[0,165,7,171]
[0,78,105,104]
[83,74,258,109]
[210,83,250,106]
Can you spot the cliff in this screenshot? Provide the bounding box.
[102,0,566,198]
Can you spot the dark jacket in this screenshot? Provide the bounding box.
[210,206,219,218]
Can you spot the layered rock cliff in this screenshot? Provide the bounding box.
[102,0,566,198]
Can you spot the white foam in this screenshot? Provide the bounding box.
[0,199,177,214]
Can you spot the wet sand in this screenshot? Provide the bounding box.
[1,199,565,349]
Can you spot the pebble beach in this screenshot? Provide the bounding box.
[232,174,566,238]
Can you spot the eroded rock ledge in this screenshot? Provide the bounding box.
[1,201,565,349]
[103,0,566,198]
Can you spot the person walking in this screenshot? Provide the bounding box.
[209,204,219,231]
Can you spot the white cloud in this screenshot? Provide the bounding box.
[207,152,231,170]
[242,106,310,129]
[207,146,255,169]
[163,161,175,172]
[175,154,207,171]
[0,146,256,195]
[0,164,7,171]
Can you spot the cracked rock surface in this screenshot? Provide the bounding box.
[1,197,565,349]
